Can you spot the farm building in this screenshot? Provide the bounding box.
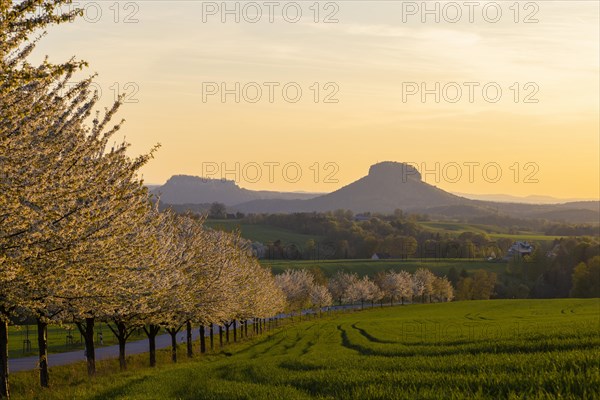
[504,241,534,260]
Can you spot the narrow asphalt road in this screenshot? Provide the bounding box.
[9,329,200,372]
[8,304,381,373]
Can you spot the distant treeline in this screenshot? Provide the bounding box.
[504,237,600,298]
[468,211,599,236]
[236,210,598,260]
[290,238,600,300]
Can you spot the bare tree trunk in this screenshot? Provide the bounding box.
[209,323,214,351]
[186,321,193,358]
[167,329,178,363]
[76,318,96,377]
[107,321,130,371]
[117,336,127,370]
[225,323,230,343]
[0,319,9,399]
[149,332,157,366]
[233,320,237,342]
[218,326,223,348]
[199,325,206,354]
[143,325,160,367]
[37,319,49,388]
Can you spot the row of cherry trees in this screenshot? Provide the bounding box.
[1,2,454,398]
[275,268,454,315]
[275,269,333,317]
[0,1,286,398]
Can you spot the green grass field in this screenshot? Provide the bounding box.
[204,220,323,244]
[487,232,563,242]
[420,221,503,234]
[261,258,506,277]
[419,221,562,242]
[205,220,562,247]
[11,299,599,399]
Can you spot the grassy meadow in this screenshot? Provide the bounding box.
[419,221,562,242]
[204,219,562,247]
[7,323,146,359]
[203,220,324,244]
[11,298,599,399]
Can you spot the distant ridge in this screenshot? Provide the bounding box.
[234,161,467,213]
[453,192,597,204]
[152,175,319,206]
[152,162,599,224]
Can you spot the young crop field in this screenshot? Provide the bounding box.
[261,258,506,277]
[12,299,599,399]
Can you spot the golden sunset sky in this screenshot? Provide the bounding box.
[33,1,599,199]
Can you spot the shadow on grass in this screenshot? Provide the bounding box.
[350,323,396,344]
[89,375,151,400]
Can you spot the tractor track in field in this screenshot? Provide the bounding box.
[350,323,397,344]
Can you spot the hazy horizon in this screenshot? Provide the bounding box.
[145,168,600,204]
[30,1,599,199]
